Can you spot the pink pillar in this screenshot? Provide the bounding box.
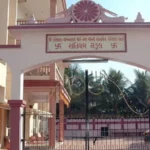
[49,63,56,147]
[93,119,95,130]
[59,100,64,142]
[50,0,56,17]
[8,100,26,150]
[49,92,56,147]
[121,118,124,130]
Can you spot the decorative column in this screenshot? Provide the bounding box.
[0,0,9,44]
[50,0,57,17]
[59,99,64,142]
[9,0,18,26]
[8,101,26,150]
[11,70,24,100]
[8,70,25,150]
[49,90,56,147]
[24,93,30,140]
[49,64,56,147]
[8,0,18,44]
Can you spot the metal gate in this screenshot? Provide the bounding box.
[23,70,150,150]
[56,70,150,150]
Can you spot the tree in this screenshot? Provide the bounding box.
[80,68,128,115]
[95,69,128,115]
[64,65,150,116]
[64,64,84,96]
[64,64,85,113]
[134,70,150,102]
[124,70,150,114]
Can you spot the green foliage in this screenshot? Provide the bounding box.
[64,65,150,116]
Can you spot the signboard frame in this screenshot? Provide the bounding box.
[46,33,127,53]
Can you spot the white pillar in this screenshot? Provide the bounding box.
[11,70,24,100]
[8,0,18,44]
[9,0,18,26]
[0,0,9,44]
[8,69,25,150]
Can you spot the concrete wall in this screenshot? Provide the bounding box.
[0,0,66,101]
[17,4,27,20]
[1,27,150,72]
[0,0,17,101]
[0,0,17,44]
[56,118,149,137]
[1,26,150,100]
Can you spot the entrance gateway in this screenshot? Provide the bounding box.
[1,0,150,150]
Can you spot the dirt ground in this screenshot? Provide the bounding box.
[25,137,150,150]
[56,137,150,150]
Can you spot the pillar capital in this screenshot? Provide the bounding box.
[8,100,26,107]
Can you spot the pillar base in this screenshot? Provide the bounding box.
[8,100,26,150]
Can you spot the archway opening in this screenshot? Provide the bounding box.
[22,56,150,150]
[62,57,148,114]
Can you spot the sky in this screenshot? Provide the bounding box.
[66,0,149,82]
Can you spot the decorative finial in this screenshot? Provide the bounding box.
[134,12,144,22]
[27,14,37,24]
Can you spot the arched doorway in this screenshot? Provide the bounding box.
[19,57,150,150]
[55,60,150,150]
